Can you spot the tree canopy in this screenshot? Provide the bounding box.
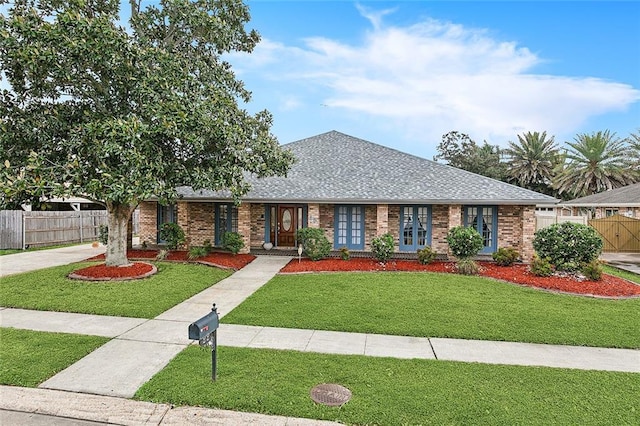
[433,131,506,181]
[1,0,294,265]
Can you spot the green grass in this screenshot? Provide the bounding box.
[0,262,230,318]
[136,346,640,425]
[222,272,640,348]
[0,328,109,387]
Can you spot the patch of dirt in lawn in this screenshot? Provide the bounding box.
[281,258,640,298]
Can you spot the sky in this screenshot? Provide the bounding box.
[224,0,640,159]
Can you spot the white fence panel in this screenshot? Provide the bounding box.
[535,214,587,231]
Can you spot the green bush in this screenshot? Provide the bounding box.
[202,239,213,254]
[98,225,109,245]
[159,222,185,250]
[582,259,603,281]
[296,228,331,261]
[492,247,520,266]
[456,258,480,275]
[533,222,603,271]
[188,246,208,260]
[446,226,483,259]
[530,255,554,277]
[339,246,350,261]
[371,233,394,263]
[222,231,245,255]
[417,246,437,265]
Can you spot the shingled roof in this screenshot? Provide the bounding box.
[177,131,558,205]
[559,183,640,207]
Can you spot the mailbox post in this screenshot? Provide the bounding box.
[188,304,219,381]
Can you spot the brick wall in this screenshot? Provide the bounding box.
[364,205,377,249]
[521,206,536,261]
[237,202,251,253]
[184,202,215,247]
[308,204,320,228]
[319,204,334,246]
[431,204,450,255]
[138,201,157,246]
[250,203,265,248]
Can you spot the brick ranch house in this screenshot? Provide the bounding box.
[138,131,558,260]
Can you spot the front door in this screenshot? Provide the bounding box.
[278,206,296,247]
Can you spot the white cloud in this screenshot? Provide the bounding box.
[229,7,640,150]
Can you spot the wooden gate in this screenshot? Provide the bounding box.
[588,214,640,253]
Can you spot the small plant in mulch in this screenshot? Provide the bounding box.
[339,246,350,261]
[417,246,437,265]
[371,233,394,263]
[492,247,520,266]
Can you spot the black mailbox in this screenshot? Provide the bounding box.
[188,309,219,340]
[188,304,219,381]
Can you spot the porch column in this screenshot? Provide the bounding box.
[521,205,536,262]
[308,203,320,228]
[238,202,251,253]
[376,204,389,235]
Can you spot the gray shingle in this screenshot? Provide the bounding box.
[559,183,640,206]
[178,131,558,205]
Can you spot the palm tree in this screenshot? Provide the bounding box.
[626,129,640,172]
[553,130,636,199]
[503,131,560,195]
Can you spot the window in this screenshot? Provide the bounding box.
[464,206,497,254]
[215,203,238,245]
[156,204,177,243]
[605,208,618,217]
[400,205,431,251]
[334,205,364,250]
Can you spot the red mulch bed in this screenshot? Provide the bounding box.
[88,250,256,270]
[281,258,640,298]
[69,261,157,281]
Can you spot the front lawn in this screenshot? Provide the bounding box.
[136,346,640,425]
[0,262,230,318]
[0,328,109,387]
[222,272,640,348]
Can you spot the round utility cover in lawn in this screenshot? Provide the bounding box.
[310,383,352,406]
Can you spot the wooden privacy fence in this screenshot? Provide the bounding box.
[0,210,108,250]
[589,214,640,253]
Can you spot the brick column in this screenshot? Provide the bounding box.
[446,205,462,258]
[376,204,389,235]
[177,201,189,248]
[521,205,536,262]
[237,202,251,253]
[138,201,157,246]
[307,203,320,228]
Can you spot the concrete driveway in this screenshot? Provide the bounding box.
[600,252,640,274]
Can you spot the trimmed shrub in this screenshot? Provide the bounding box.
[371,233,394,263]
[582,259,603,281]
[202,239,213,254]
[446,226,483,259]
[417,246,437,265]
[492,247,520,266]
[533,222,603,271]
[530,255,554,277]
[456,258,480,275]
[296,228,331,261]
[222,231,245,255]
[159,222,185,250]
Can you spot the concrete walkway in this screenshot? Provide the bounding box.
[1,246,639,425]
[600,252,640,274]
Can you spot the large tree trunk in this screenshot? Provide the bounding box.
[105,202,135,266]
